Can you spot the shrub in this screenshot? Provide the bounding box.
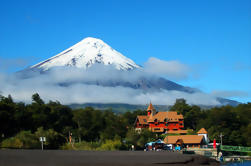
[97,139,122,151]
[35,127,65,149]
[61,141,101,150]
[1,131,40,149]
[60,139,123,151]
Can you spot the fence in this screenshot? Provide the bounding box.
[220,145,251,152]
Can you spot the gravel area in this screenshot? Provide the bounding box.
[0,150,220,166]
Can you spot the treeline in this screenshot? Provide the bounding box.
[0,94,250,150]
[0,93,155,150]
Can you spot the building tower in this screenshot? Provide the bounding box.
[147,102,157,116]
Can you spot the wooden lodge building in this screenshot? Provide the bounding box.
[134,102,210,149]
[164,128,209,148]
[134,103,184,133]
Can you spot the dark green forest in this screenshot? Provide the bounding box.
[0,94,250,150]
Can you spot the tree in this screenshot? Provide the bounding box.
[184,105,202,130]
[47,101,73,133]
[100,110,124,141]
[72,107,105,142]
[244,124,251,146]
[32,93,44,105]
[122,110,145,127]
[170,98,191,115]
[0,95,17,137]
[73,108,92,142]
[125,128,156,149]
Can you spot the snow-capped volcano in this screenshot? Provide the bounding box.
[17,37,239,107]
[31,37,140,71]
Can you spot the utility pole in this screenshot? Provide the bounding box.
[219,133,224,146]
[41,139,43,150]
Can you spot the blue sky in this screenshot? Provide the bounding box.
[0,0,250,103]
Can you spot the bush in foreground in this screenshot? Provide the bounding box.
[1,131,40,149]
[61,138,123,151]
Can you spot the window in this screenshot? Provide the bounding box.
[143,119,147,122]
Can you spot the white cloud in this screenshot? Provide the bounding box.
[0,65,221,106]
[144,57,191,80]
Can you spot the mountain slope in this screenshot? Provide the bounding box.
[31,37,140,71]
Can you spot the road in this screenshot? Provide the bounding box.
[0,150,220,166]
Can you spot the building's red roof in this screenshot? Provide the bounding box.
[137,115,149,125]
[136,111,183,124]
[164,135,204,144]
[147,111,183,123]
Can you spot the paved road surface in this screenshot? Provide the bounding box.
[0,150,219,166]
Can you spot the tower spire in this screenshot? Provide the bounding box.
[147,102,156,116]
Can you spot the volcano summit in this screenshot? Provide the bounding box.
[31,37,140,71]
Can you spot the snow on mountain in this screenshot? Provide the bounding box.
[31,37,140,71]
